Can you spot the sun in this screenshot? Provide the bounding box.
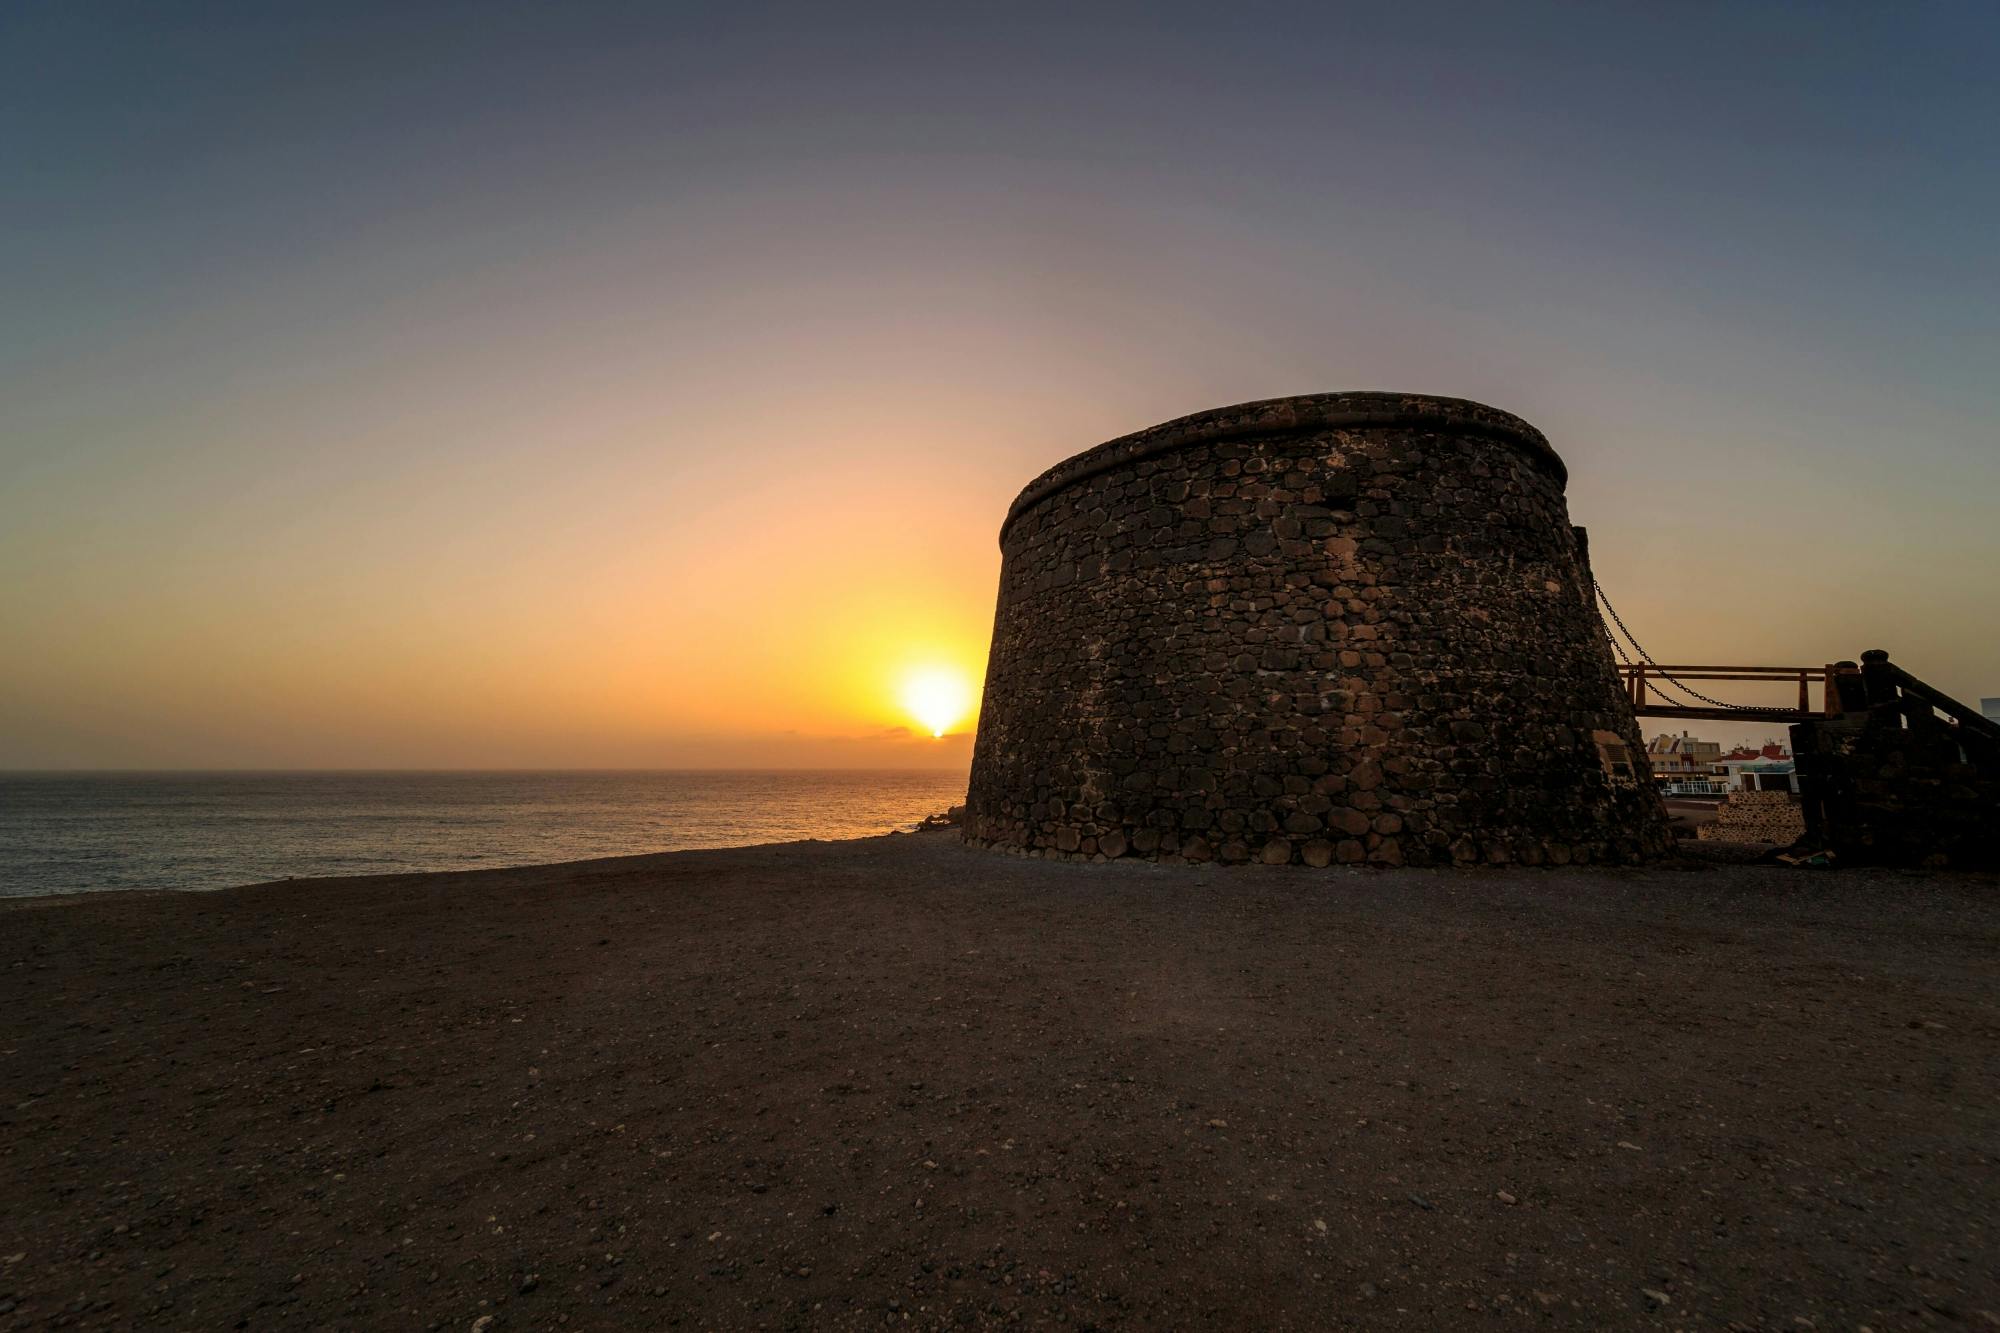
[899,666,974,738]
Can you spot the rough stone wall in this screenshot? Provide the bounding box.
[964,392,1673,868]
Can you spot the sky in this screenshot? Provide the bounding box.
[3,1,1996,769]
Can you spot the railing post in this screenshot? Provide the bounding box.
[1860,649,1897,709]
[1831,661,1866,716]
[1790,719,1829,847]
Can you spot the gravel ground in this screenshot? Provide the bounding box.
[2,831,1996,1330]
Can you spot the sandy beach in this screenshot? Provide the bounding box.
[3,831,1996,1330]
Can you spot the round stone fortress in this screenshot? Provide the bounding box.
[963,391,1674,868]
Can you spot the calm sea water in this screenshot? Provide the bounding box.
[0,770,969,897]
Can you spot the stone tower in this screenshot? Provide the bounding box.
[964,392,1672,867]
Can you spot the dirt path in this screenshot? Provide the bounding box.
[3,833,1996,1330]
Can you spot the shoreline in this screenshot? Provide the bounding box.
[4,831,1995,1328]
[0,809,1817,908]
[0,834,923,909]
[0,769,972,900]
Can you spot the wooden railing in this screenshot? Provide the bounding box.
[1865,652,2000,748]
[1615,662,1860,725]
[1615,653,1999,744]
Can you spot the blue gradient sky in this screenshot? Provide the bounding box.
[3,2,1996,766]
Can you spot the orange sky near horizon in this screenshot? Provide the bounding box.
[5,250,1996,769]
[2,386,1019,769]
[3,6,1996,770]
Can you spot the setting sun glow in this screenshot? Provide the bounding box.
[900,667,975,738]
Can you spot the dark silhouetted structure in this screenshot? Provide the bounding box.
[1792,650,2000,868]
[965,392,1673,867]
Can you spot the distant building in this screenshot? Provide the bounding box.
[1648,733,1800,796]
[1984,698,2000,723]
[1712,756,1800,794]
[1718,740,1790,762]
[1648,732,1722,781]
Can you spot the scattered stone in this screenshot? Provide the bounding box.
[1496,1191,1518,1205]
[1642,1288,1671,1307]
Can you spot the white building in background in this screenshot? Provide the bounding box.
[1650,743,1801,798]
[1714,757,1800,794]
[1647,732,1722,779]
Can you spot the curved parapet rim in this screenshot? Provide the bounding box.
[999,391,1565,546]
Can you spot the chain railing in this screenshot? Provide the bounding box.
[1593,583,1853,720]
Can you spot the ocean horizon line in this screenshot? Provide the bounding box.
[0,765,974,777]
[1,768,974,897]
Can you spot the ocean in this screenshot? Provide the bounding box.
[0,770,970,897]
